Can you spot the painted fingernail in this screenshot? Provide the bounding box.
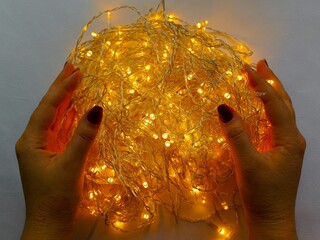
[87,106,103,125]
[63,61,68,68]
[72,68,80,74]
[218,104,233,123]
[264,59,269,67]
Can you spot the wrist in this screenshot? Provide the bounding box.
[246,213,297,240]
[22,218,74,240]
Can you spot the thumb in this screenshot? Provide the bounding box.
[217,104,257,172]
[64,106,103,171]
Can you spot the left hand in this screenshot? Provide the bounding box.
[16,62,103,239]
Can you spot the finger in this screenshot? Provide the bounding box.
[50,92,73,132]
[217,104,258,171]
[256,59,294,115]
[63,106,103,173]
[27,69,82,135]
[48,62,76,90]
[245,64,296,145]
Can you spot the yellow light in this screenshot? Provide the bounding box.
[107,177,114,183]
[197,88,204,94]
[86,50,93,57]
[226,70,233,76]
[89,192,94,199]
[219,228,226,235]
[142,181,149,188]
[221,201,229,210]
[149,113,156,120]
[143,213,150,219]
[224,92,231,99]
[187,73,194,80]
[217,137,224,143]
[91,32,98,38]
[145,65,151,71]
[192,188,200,193]
[162,133,169,139]
[64,1,263,233]
[267,79,274,85]
[115,194,121,201]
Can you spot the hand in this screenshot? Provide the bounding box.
[218,60,306,239]
[15,63,103,239]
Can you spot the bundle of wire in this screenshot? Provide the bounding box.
[62,1,269,237]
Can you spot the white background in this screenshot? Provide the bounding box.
[1,0,320,239]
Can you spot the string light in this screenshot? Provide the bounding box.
[63,0,268,234]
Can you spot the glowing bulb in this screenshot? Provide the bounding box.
[152,133,159,139]
[197,88,204,94]
[115,194,121,201]
[226,70,233,76]
[129,89,135,94]
[149,114,156,120]
[91,32,98,38]
[267,79,274,85]
[202,198,206,204]
[237,75,243,80]
[89,192,94,199]
[224,92,231,99]
[143,213,150,219]
[86,50,93,57]
[145,65,151,71]
[105,41,111,46]
[142,181,149,188]
[219,228,226,235]
[162,133,169,139]
[114,221,124,228]
[165,141,171,147]
[192,188,200,193]
[217,137,224,143]
[196,23,202,29]
[107,177,114,183]
[187,73,194,80]
[221,201,229,210]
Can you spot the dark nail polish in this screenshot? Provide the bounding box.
[87,106,103,125]
[72,68,80,74]
[63,61,68,68]
[218,104,233,123]
[264,59,269,67]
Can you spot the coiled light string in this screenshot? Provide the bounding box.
[62,1,269,238]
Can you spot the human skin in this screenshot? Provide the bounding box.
[218,60,306,239]
[16,60,305,239]
[15,63,103,239]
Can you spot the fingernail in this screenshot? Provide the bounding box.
[63,61,68,68]
[72,68,80,74]
[87,106,103,125]
[218,104,233,123]
[264,59,269,67]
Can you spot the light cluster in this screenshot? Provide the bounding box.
[62,1,269,237]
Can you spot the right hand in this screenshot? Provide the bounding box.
[217,60,306,239]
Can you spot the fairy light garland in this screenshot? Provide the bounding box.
[62,1,270,237]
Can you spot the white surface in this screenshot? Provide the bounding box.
[1,0,320,239]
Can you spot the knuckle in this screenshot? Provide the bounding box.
[76,128,95,143]
[226,124,245,142]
